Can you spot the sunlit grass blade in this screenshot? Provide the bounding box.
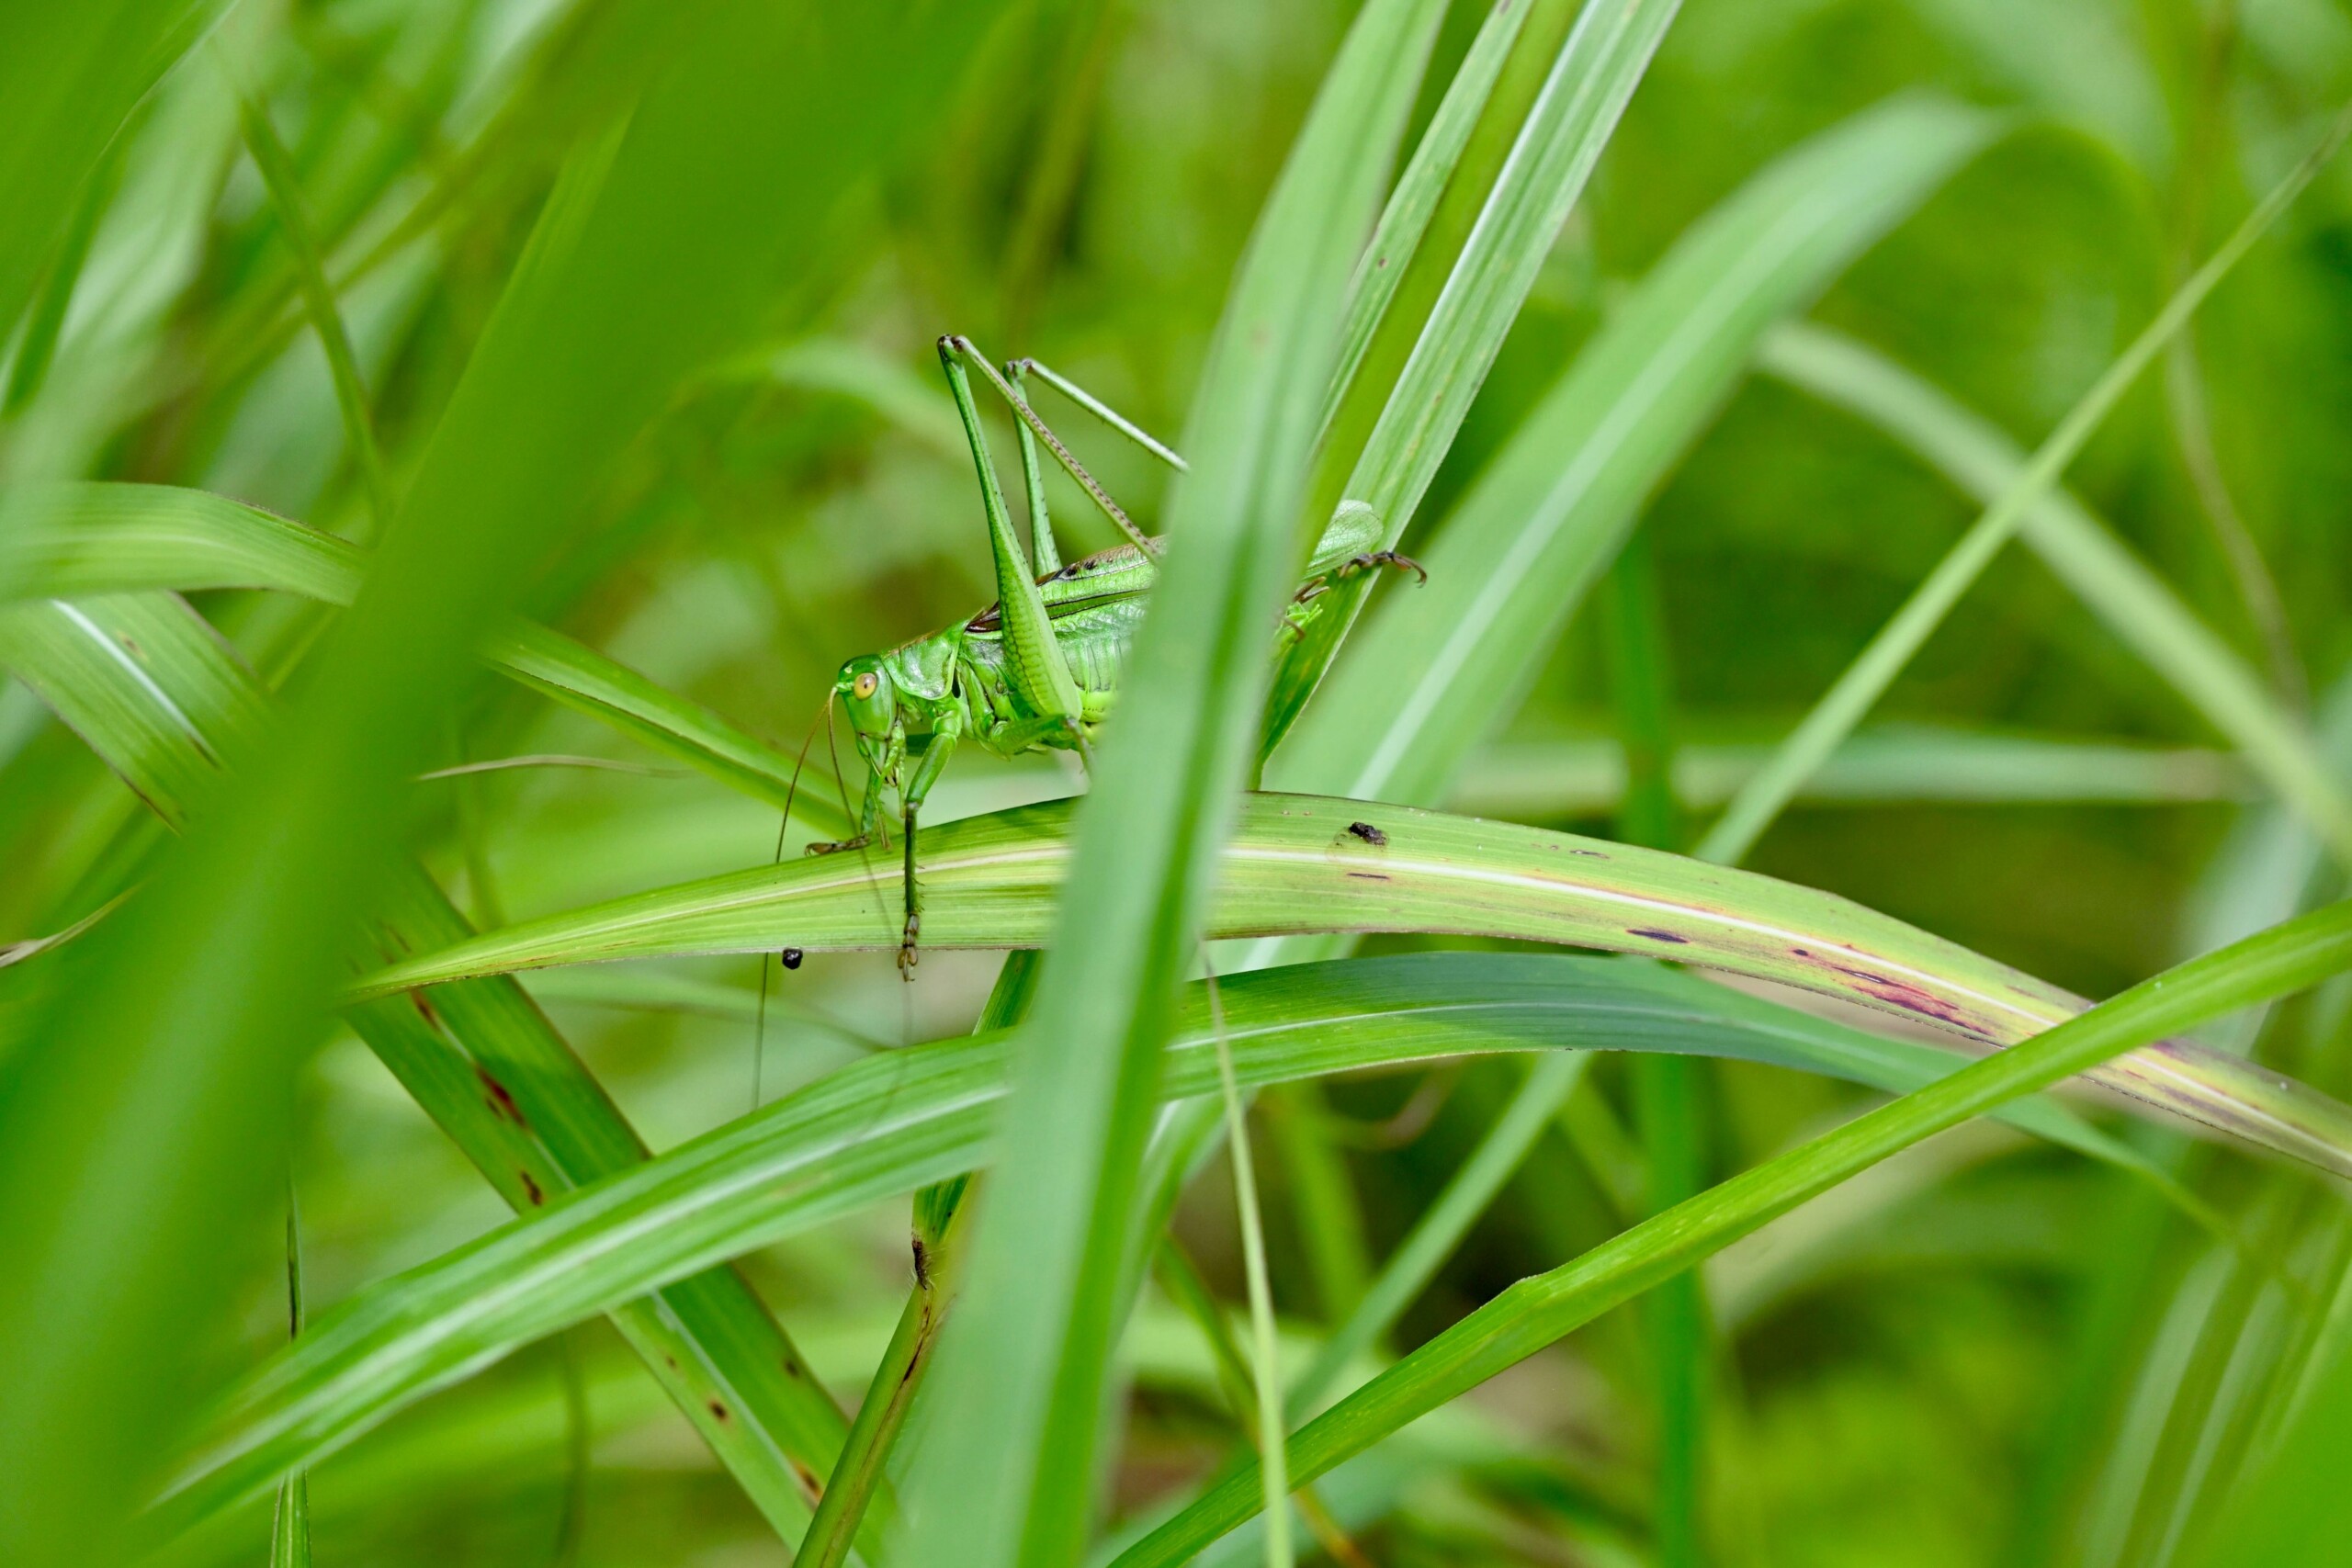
[0,482,848,834]
[1286,1051,1589,1418]
[1263,0,1682,755]
[1272,96,1997,812]
[168,949,2156,1524]
[348,792,2352,1175]
[1111,900,2352,1566]
[1755,322,2352,873]
[897,2,1443,1560]
[0,587,855,1538]
[1695,99,2352,869]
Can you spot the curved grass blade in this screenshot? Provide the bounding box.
[0,482,847,835]
[168,949,2150,1527]
[1263,0,1685,754]
[352,792,2352,1176]
[1271,95,1998,812]
[0,588,856,1540]
[1696,99,2352,869]
[1111,901,2352,1567]
[1754,322,2352,876]
[895,3,1447,1561]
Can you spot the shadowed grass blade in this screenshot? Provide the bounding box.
[169,949,2156,1525]
[1113,901,2352,1566]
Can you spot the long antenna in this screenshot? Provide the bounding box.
[753,697,831,1113]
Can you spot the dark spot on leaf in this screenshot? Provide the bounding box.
[519,1171,544,1206]
[1346,870,1392,881]
[410,992,441,1030]
[793,1460,823,1500]
[781,947,803,970]
[707,1399,729,1422]
[477,1065,527,1127]
[912,1235,930,1289]
[1345,820,1387,846]
[1628,927,1690,944]
[1571,848,1608,859]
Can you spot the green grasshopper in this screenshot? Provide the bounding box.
[810,335,1423,972]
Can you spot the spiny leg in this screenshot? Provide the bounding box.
[893,727,960,975]
[940,333,1159,558]
[1006,355,1188,474]
[806,767,884,857]
[1336,549,1427,584]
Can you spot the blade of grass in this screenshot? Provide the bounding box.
[1264,1083,1373,1325]
[1603,527,1708,1568]
[270,1190,311,1568]
[1269,95,1997,814]
[0,0,220,347]
[1753,321,2352,877]
[1452,729,2249,817]
[225,62,395,536]
[1203,958,1295,1568]
[0,5,997,1552]
[166,947,2168,1522]
[1694,98,2352,869]
[1263,0,1684,756]
[795,953,1044,1568]
[896,2,1442,1560]
[1287,1051,1589,1418]
[0,589,858,1540]
[1112,899,2352,1566]
[348,792,2352,1176]
[0,482,848,835]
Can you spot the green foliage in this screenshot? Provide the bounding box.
[7,2,2352,1565]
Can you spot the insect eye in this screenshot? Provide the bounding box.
[853,671,879,700]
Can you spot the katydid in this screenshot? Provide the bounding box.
[814,334,1423,971]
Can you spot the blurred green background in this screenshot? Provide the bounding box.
[5,0,2352,1563]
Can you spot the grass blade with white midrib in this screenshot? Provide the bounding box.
[350,792,2352,1178]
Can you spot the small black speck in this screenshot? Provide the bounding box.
[1346,820,1387,846]
[1628,927,1690,944]
[780,948,803,970]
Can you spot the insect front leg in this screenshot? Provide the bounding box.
[806,743,888,857]
[893,720,962,975]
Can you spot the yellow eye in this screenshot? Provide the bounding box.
[853,671,879,700]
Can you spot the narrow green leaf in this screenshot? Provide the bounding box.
[1754,321,2352,874]
[0,5,1000,1552]
[1263,0,1683,754]
[1286,1051,1589,1418]
[168,950,2153,1524]
[0,590,854,1539]
[1113,900,2352,1566]
[0,482,847,835]
[0,0,220,347]
[1271,96,1996,811]
[1696,100,2352,868]
[352,793,2352,1176]
[898,3,1443,1561]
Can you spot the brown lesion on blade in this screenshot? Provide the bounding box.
[518,1170,545,1206]
[476,1063,529,1127]
[1628,927,1690,944]
[1796,951,1998,1040]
